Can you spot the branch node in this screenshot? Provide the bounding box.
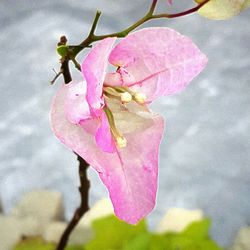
[50,69,62,85]
[88,10,102,38]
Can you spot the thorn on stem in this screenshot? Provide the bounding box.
[50,69,63,84]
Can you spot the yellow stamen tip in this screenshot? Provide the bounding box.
[116,136,127,148]
[134,93,147,104]
[120,92,132,103]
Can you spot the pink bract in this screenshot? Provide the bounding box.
[108,28,207,102]
[51,27,207,224]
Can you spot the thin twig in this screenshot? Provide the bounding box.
[51,0,210,85]
[88,10,102,39]
[152,0,210,19]
[50,69,62,85]
[55,155,90,250]
[149,0,158,15]
[75,0,210,53]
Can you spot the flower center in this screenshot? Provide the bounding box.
[103,86,147,105]
[103,86,147,148]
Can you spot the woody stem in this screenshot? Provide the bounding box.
[55,155,89,250]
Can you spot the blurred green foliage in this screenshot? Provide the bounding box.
[85,216,147,250]
[85,216,223,250]
[14,216,223,250]
[13,237,84,250]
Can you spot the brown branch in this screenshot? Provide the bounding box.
[51,0,210,85]
[149,0,158,15]
[152,0,210,19]
[50,69,62,85]
[55,155,90,250]
[61,58,72,84]
[74,0,210,54]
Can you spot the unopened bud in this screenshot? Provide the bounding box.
[134,93,147,104]
[116,136,127,148]
[120,92,132,103]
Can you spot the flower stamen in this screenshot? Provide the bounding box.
[104,107,127,148]
[120,92,132,103]
[104,86,147,104]
[104,86,133,104]
[116,136,127,148]
[133,93,147,104]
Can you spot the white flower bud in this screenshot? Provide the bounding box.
[120,92,132,103]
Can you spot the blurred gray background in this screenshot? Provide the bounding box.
[0,0,249,247]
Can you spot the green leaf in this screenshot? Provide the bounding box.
[242,0,250,9]
[14,238,54,250]
[122,233,151,250]
[84,216,223,250]
[14,237,84,250]
[57,45,69,57]
[170,236,223,250]
[13,218,223,250]
[85,215,148,250]
[149,234,173,250]
[149,219,224,250]
[169,218,223,250]
[200,240,224,250]
[181,218,211,240]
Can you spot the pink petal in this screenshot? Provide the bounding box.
[104,72,122,87]
[81,37,117,117]
[100,113,164,224]
[167,0,173,5]
[109,27,208,102]
[104,68,135,87]
[64,81,91,124]
[51,82,104,173]
[51,84,164,223]
[95,111,116,153]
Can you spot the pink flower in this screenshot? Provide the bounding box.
[51,28,207,224]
